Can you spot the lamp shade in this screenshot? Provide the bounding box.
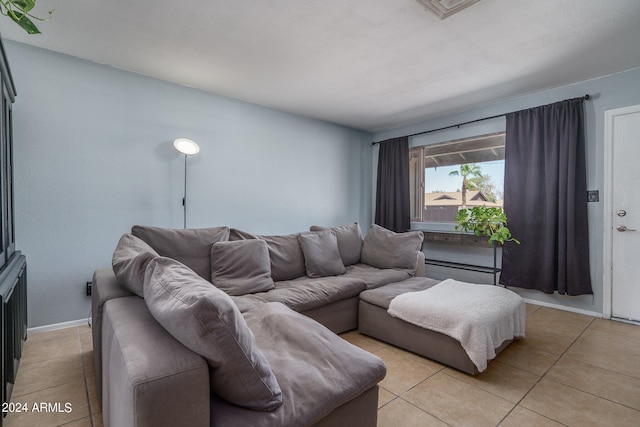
[173,138,200,155]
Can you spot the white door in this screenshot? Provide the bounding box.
[605,105,640,322]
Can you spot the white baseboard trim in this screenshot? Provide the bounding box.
[522,298,603,318]
[28,318,90,335]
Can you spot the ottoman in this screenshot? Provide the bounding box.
[358,277,525,375]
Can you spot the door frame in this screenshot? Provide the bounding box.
[602,104,640,320]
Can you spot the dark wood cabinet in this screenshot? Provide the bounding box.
[0,35,27,422]
[1,255,27,411]
[0,36,15,271]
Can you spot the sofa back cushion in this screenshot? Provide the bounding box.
[143,256,282,411]
[230,228,306,281]
[111,233,159,297]
[361,224,424,271]
[310,223,363,266]
[210,240,275,296]
[132,225,229,281]
[298,231,346,278]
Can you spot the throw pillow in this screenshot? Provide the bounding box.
[210,240,275,296]
[310,223,363,266]
[360,224,424,270]
[111,233,159,297]
[132,225,229,281]
[298,231,347,278]
[143,256,282,411]
[230,228,306,281]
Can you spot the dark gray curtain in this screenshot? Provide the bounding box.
[499,97,593,295]
[375,136,410,232]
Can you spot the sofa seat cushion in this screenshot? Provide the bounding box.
[210,302,387,427]
[234,276,366,313]
[344,263,413,290]
[143,257,282,411]
[132,225,230,281]
[359,276,441,309]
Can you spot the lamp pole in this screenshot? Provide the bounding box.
[173,138,200,229]
[182,153,187,229]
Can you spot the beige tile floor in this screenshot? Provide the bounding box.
[4,324,100,427]
[4,304,640,426]
[342,304,640,427]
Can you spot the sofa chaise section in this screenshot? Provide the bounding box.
[207,302,386,427]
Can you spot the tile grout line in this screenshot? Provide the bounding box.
[12,327,90,427]
[538,321,640,414]
[495,316,597,426]
[373,305,628,426]
[374,348,453,425]
[377,304,545,426]
[422,307,555,423]
[469,306,588,425]
[393,363,452,425]
[381,371,455,427]
[77,326,96,427]
[396,394,454,427]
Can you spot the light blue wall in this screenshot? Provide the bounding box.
[374,67,640,315]
[6,41,372,328]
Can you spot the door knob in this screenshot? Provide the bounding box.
[616,225,637,232]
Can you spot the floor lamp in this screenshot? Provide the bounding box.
[173,138,200,228]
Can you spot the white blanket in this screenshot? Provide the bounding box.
[387,279,525,372]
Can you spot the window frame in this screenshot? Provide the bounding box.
[410,132,506,231]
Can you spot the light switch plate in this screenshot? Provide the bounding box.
[587,190,599,202]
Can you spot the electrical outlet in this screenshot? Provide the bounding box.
[587,190,599,202]
[86,281,92,296]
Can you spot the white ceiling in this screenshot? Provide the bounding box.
[3,0,640,132]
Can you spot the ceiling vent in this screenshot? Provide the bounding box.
[417,0,481,19]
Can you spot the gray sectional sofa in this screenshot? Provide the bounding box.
[92,223,425,427]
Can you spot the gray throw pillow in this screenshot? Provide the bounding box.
[111,233,159,297]
[298,231,346,278]
[143,257,282,411]
[211,240,275,296]
[132,225,230,281]
[310,223,363,266]
[360,224,424,270]
[230,228,306,281]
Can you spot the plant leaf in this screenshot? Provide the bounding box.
[12,0,37,13]
[9,12,41,34]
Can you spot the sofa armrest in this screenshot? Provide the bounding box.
[416,251,425,277]
[92,268,134,402]
[102,296,209,427]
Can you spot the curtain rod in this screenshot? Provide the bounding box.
[372,94,591,145]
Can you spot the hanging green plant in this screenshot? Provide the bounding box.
[455,206,520,246]
[1,0,53,34]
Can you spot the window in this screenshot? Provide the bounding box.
[410,132,505,228]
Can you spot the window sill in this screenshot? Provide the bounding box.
[410,222,457,233]
[421,230,495,248]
